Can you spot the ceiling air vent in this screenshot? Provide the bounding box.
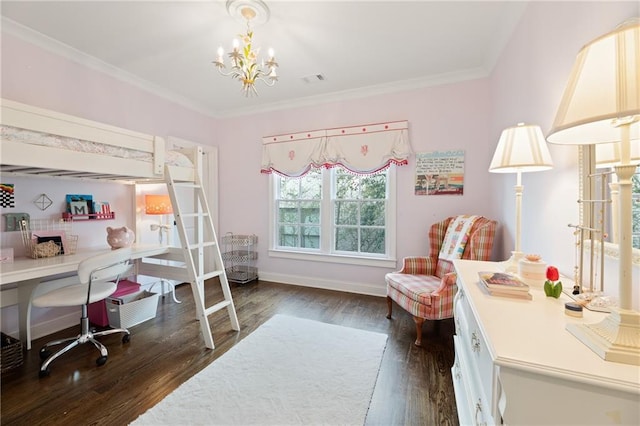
[301,74,326,84]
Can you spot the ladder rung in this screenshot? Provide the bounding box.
[204,300,231,316]
[179,212,210,218]
[200,270,224,281]
[187,241,218,250]
[172,182,201,189]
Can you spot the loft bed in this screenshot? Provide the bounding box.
[0,99,201,182]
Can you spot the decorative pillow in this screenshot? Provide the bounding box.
[439,215,479,260]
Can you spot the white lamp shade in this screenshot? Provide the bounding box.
[595,140,640,168]
[489,123,554,173]
[546,19,639,145]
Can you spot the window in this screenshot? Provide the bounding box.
[270,168,396,267]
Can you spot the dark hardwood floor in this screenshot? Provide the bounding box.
[1,280,458,425]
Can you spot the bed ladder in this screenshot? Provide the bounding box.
[164,166,240,349]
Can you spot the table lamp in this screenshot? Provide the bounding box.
[547,18,639,365]
[489,123,554,273]
[145,194,173,245]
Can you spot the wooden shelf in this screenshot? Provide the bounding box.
[62,212,115,221]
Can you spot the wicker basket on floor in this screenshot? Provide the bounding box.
[1,333,23,373]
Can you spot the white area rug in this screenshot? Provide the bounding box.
[132,314,388,425]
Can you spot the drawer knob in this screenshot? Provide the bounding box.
[475,399,487,426]
[471,332,481,353]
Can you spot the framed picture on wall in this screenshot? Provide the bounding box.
[414,150,465,196]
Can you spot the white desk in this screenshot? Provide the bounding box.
[451,259,640,425]
[0,244,189,347]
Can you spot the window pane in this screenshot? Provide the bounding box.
[361,201,384,226]
[278,201,298,224]
[335,201,358,225]
[361,228,385,254]
[360,174,386,199]
[335,172,359,199]
[299,171,322,199]
[335,227,358,251]
[279,225,299,247]
[279,179,300,199]
[301,225,320,248]
[300,201,320,224]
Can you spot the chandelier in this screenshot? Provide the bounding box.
[214,0,278,97]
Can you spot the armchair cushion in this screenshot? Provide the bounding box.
[386,272,457,319]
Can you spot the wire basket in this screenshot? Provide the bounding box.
[19,219,78,259]
[1,333,23,373]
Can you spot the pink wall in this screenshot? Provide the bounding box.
[217,81,495,291]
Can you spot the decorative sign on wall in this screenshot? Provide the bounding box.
[0,183,15,208]
[414,150,465,196]
[34,193,53,211]
[3,212,29,232]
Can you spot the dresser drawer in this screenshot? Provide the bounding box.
[454,287,496,413]
[453,335,494,426]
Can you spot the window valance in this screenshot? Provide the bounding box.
[261,120,411,177]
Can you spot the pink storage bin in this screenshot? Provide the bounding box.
[88,279,140,327]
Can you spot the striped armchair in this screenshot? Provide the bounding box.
[385,216,497,346]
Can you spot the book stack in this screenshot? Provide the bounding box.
[478,271,532,300]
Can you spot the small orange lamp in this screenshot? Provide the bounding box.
[145,194,173,245]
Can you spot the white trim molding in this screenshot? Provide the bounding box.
[258,271,386,297]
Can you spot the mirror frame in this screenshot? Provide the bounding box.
[580,145,640,266]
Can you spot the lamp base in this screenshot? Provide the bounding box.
[566,309,640,366]
[501,251,524,274]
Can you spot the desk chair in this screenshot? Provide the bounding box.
[34,247,133,377]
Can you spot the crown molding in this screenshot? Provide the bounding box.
[218,67,488,118]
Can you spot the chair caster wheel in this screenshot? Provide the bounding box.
[39,348,51,360]
[122,334,130,344]
[96,355,108,366]
[39,368,50,378]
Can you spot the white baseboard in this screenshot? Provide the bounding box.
[23,310,79,345]
[257,271,387,297]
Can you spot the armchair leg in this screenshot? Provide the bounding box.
[413,316,424,347]
[386,296,392,319]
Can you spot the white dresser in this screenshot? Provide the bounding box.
[452,259,640,425]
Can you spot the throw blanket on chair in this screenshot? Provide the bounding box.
[439,215,479,260]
